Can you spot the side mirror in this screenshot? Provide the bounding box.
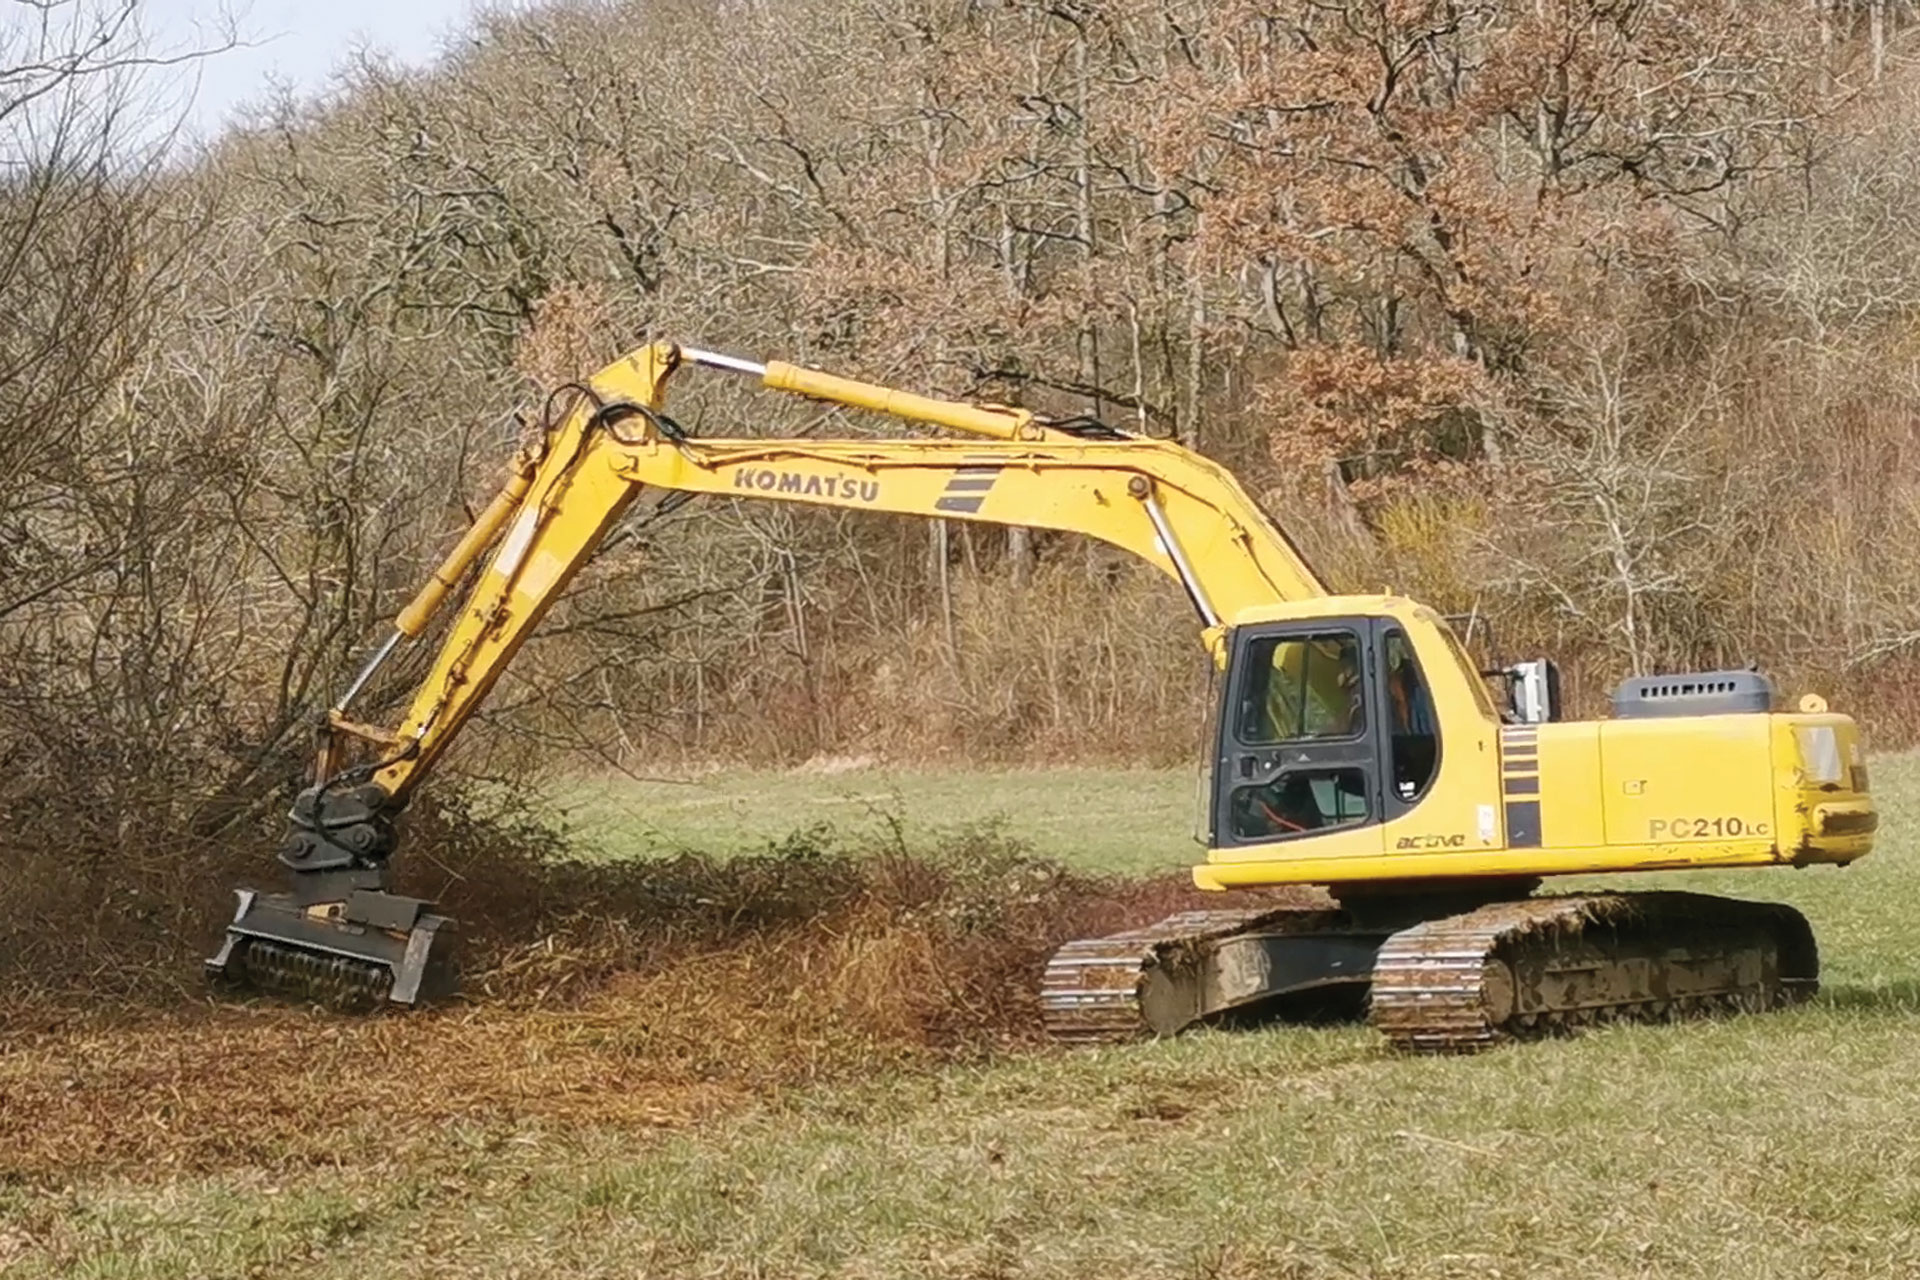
[1506,658,1561,724]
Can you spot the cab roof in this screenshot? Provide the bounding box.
[1226,594,1437,630]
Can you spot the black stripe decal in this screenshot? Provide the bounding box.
[937,464,1002,513]
[1506,800,1542,848]
[1501,728,1542,847]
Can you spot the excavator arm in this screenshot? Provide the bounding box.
[366,343,1325,804]
[206,340,1331,1007]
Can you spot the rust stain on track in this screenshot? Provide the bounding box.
[1040,886,1337,1042]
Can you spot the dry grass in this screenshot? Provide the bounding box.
[0,1007,732,1178]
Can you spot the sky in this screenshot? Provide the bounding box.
[139,0,488,139]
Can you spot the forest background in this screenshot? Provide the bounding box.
[9,0,1920,858]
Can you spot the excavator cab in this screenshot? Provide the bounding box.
[1214,615,1444,849]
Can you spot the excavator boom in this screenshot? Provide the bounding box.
[208,340,1332,1007]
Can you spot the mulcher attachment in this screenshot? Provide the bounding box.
[206,885,456,1009]
[205,781,458,1010]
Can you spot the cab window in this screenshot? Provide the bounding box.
[1384,629,1438,801]
[1230,766,1369,840]
[1238,633,1363,744]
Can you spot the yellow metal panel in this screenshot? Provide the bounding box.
[1534,723,1605,849]
[1598,715,1776,849]
[1371,708,1502,861]
[608,436,1329,618]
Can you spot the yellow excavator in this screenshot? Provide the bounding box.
[206,341,1878,1052]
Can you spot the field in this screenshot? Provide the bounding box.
[7,760,1920,1279]
[542,766,1206,875]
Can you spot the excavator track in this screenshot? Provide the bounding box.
[1368,892,1818,1053]
[1041,908,1297,1043]
[1044,891,1817,1053]
[1039,906,1380,1042]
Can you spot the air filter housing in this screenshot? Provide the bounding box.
[1612,669,1775,719]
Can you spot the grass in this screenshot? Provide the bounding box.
[10,756,1920,1278]
[539,766,1207,877]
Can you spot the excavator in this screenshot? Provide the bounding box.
[205,341,1878,1052]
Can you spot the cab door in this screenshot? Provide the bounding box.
[1211,623,1386,850]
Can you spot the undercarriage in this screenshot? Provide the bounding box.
[1039,888,1818,1052]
